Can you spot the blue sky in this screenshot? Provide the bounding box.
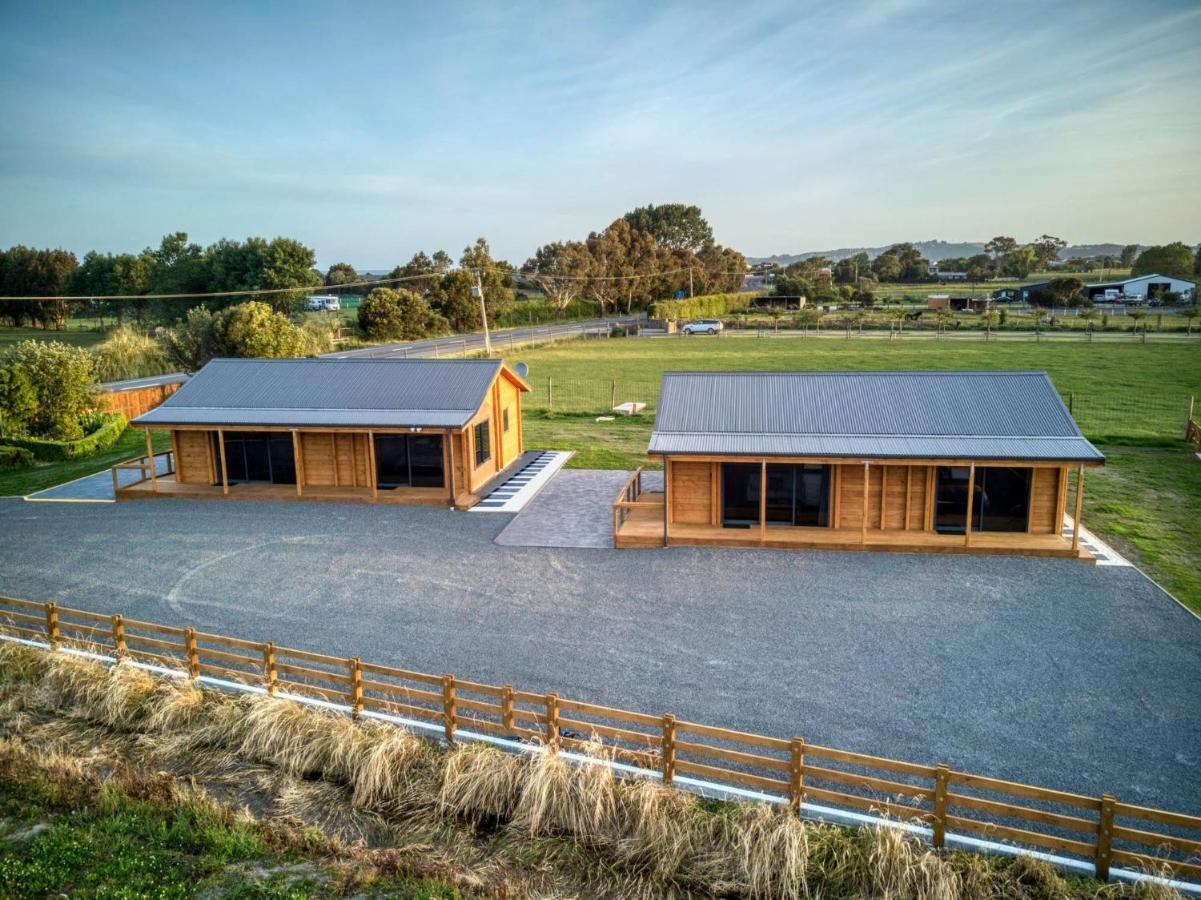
[1,0,1198,268]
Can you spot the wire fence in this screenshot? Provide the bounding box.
[525,376,1194,441]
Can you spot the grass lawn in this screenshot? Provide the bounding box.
[0,323,108,350]
[513,337,1201,612]
[0,427,170,497]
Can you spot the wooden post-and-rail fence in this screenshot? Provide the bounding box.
[1,594,1199,886]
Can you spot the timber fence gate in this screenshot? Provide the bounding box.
[1,594,1199,886]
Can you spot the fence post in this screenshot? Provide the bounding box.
[45,603,60,650]
[545,692,560,749]
[547,377,553,410]
[1096,793,1115,881]
[262,642,278,696]
[661,714,677,786]
[348,657,363,718]
[502,685,515,733]
[111,614,126,658]
[184,627,200,678]
[442,674,457,744]
[789,737,805,810]
[933,764,950,848]
[1068,392,1074,415]
[610,379,616,411]
[1187,395,1195,440]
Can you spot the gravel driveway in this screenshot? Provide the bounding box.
[1,496,1197,814]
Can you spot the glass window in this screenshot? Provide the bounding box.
[215,432,295,485]
[373,434,444,489]
[977,467,1031,533]
[503,407,510,433]
[474,420,491,467]
[721,463,760,527]
[721,462,831,528]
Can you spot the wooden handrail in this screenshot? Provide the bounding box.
[611,466,647,535]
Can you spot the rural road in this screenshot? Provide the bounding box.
[322,317,637,359]
[1,495,1198,817]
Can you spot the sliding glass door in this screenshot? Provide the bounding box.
[214,432,296,485]
[722,462,830,528]
[374,434,444,489]
[935,466,1031,533]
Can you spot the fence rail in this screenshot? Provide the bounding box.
[2,594,1198,884]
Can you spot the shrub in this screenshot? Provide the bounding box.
[648,292,752,321]
[0,361,37,437]
[358,287,446,341]
[0,340,101,440]
[210,301,308,359]
[164,306,216,371]
[3,413,127,461]
[0,444,35,470]
[91,326,172,382]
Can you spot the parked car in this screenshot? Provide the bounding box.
[682,319,723,335]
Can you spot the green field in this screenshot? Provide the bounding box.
[0,322,107,350]
[0,427,170,497]
[510,337,1201,611]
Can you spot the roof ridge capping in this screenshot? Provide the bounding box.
[660,369,1052,377]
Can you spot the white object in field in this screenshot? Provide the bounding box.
[595,415,615,422]
[612,402,646,415]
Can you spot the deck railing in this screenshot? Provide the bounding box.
[1,593,1198,886]
[110,450,174,494]
[611,466,662,539]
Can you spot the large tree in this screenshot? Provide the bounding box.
[1030,234,1067,270]
[1120,244,1140,267]
[358,287,445,340]
[985,236,1018,259]
[0,246,78,330]
[204,236,322,314]
[324,262,358,287]
[522,240,594,316]
[1132,242,1195,280]
[621,203,714,253]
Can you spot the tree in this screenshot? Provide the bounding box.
[524,241,596,316]
[325,262,358,287]
[163,306,216,371]
[209,301,308,359]
[457,238,516,323]
[358,288,444,340]
[773,274,812,298]
[389,251,452,296]
[870,252,902,282]
[2,340,99,440]
[965,254,995,286]
[204,236,323,314]
[1030,235,1067,270]
[1120,244,1140,267]
[1045,277,1086,307]
[0,246,78,330]
[985,236,1018,260]
[1132,242,1194,280]
[621,203,714,253]
[999,246,1037,279]
[67,250,154,324]
[832,252,870,284]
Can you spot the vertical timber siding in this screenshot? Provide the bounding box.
[670,461,713,525]
[173,430,213,484]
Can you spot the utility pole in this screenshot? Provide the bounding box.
[473,270,492,356]
[688,267,694,298]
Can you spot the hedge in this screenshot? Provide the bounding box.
[3,413,128,462]
[0,445,35,471]
[648,292,755,321]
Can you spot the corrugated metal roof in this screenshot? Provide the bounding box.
[133,358,510,429]
[101,372,190,391]
[649,371,1104,462]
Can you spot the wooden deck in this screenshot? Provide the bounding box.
[117,475,471,507]
[614,492,1094,561]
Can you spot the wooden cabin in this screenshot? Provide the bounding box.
[613,371,1105,560]
[117,358,529,508]
[101,373,189,420]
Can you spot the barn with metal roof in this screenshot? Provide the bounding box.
[614,370,1104,560]
[117,357,530,508]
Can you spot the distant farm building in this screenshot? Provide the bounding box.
[751,295,807,310]
[927,295,991,312]
[1084,274,1195,302]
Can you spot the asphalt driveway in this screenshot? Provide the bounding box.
[0,496,1197,814]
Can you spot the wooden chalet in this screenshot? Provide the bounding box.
[614,370,1105,560]
[117,358,529,508]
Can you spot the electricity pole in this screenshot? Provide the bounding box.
[688,267,694,298]
[473,270,492,356]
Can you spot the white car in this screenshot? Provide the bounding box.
[306,295,341,312]
[682,319,723,335]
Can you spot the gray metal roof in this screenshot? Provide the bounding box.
[133,358,517,430]
[101,372,190,392]
[649,371,1104,462]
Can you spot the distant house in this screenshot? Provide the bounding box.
[118,358,530,508]
[614,370,1103,561]
[1084,273,1195,302]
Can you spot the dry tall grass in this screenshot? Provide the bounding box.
[0,641,1185,900]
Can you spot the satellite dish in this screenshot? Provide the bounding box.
[513,361,529,379]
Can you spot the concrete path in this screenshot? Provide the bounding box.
[25,453,173,502]
[495,469,662,548]
[0,496,1197,815]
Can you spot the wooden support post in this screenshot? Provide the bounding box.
[217,429,229,495]
[501,685,515,733]
[111,614,126,658]
[547,376,553,410]
[759,459,767,542]
[662,455,670,547]
[904,465,913,531]
[861,461,869,544]
[789,738,805,810]
[1095,793,1115,882]
[879,465,888,529]
[348,657,363,717]
[933,764,950,848]
[545,692,560,749]
[661,714,677,786]
[442,674,457,743]
[1072,464,1085,552]
[610,379,616,410]
[964,463,976,547]
[292,430,303,496]
[145,429,157,492]
[184,626,200,678]
[262,642,277,696]
[447,432,457,510]
[366,430,378,500]
[45,602,60,650]
[111,466,120,496]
